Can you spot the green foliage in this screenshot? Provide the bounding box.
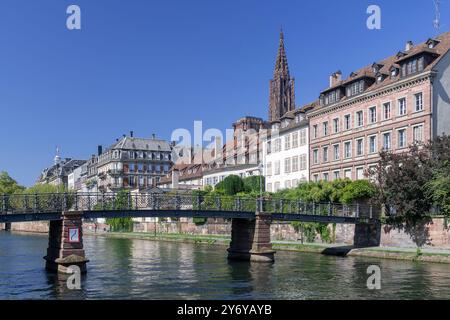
[193,217,207,225]
[242,176,265,193]
[291,221,332,243]
[0,172,24,195]
[21,183,68,194]
[425,168,450,216]
[215,175,246,195]
[340,180,376,204]
[104,190,134,232]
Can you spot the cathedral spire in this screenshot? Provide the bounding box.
[274,28,289,78]
[268,29,295,122]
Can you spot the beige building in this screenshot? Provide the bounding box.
[308,31,450,181]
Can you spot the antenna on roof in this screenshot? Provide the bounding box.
[433,0,441,33]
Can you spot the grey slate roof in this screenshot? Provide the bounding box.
[107,137,172,152]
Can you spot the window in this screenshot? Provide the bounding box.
[274,182,280,192]
[356,111,363,127]
[274,161,280,175]
[344,141,352,158]
[368,135,377,154]
[323,121,329,136]
[274,138,281,152]
[299,154,307,170]
[356,138,364,156]
[347,80,364,97]
[413,125,424,143]
[333,171,340,180]
[383,102,391,120]
[313,125,318,139]
[333,144,340,160]
[266,162,272,176]
[292,156,299,172]
[323,173,329,181]
[383,132,391,150]
[398,98,407,116]
[398,129,407,148]
[299,129,307,146]
[333,118,339,133]
[356,167,364,180]
[313,174,319,182]
[322,147,329,162]
[313,149,319,164]
[369,106,377,123]
[285,180,292,189]
[344,114,351,130]
[266,141,272,155]
[285,135,291,150]
[292,179,299,187]
[292,132,298,148]
[344,169,352,179]
[266,183,272,192]
[415,93,423,112]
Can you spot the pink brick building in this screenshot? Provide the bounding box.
[307,31,450,181]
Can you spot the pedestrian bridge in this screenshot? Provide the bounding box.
[0,192,381,273]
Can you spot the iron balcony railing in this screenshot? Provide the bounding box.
[0,192,380,219]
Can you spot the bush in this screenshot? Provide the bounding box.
[215,175,245,196]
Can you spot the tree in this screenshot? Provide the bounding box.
[368,145,432,227]
[242,176,265,194]
[215,175,245,196]
[0,171,24,194]
[104,190,134,232]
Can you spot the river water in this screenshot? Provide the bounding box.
[0,231,449,299]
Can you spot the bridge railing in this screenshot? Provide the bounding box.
[0,192,380,219]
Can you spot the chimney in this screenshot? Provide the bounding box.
[329,70,342,87]
[152,133,156,139]
[97,145,103,156]
[172,168,179,189]
[405,41,413,51]
[130,131,134,138]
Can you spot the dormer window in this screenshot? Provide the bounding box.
[346,80,365,97]
[426,38,440,49]
[390,66,399,77]
[372,63,383,73]
[396,51,407,59]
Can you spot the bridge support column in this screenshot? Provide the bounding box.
[354,221,381,247]
[44,212,89,273]
[228,212,275,262]
[4,223,11,231]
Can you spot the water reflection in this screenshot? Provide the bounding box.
[1,231,450,300]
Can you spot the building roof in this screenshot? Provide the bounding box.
[311,30,450,111]
[38,159,86,183]
[106,136,172,152]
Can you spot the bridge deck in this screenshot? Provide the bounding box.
[0,192,380,224]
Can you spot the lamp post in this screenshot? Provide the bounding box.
[258,162,264,212]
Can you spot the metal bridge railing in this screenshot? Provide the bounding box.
[0,192,380,220]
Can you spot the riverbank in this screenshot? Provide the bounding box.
[85,230,450,264]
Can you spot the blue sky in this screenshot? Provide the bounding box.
[0,0,448,186]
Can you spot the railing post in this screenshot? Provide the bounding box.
[356,203,360,218]
[176,195,181,210]
[134,193,138,209]
[101,193,105,211]
[369,205,373,219]
[33,194,38,213]
[74,194,78,211]
[127,192,131,210]
[151,193,156,210]
[197,195,201,210]
[297,201,301,214]
[215,196,221,211]
[87,194,91,211]
[328,202,332,216]
[280,199,283,213]
[312,202,315,215]
[63,193,68,211]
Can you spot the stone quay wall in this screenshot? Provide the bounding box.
[4,217,450,249]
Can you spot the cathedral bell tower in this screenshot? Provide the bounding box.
[268,29,296,122]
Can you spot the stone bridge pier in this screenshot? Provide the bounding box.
[44,212,89,273]
[353,221,382,247]
[227,212,275,262]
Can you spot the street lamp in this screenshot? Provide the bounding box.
[258,162,264,211]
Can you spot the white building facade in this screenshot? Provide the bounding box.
[263,111,309,192]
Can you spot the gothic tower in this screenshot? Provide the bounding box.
[268,29,295,122]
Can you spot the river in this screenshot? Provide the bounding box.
[0,231,449,299]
